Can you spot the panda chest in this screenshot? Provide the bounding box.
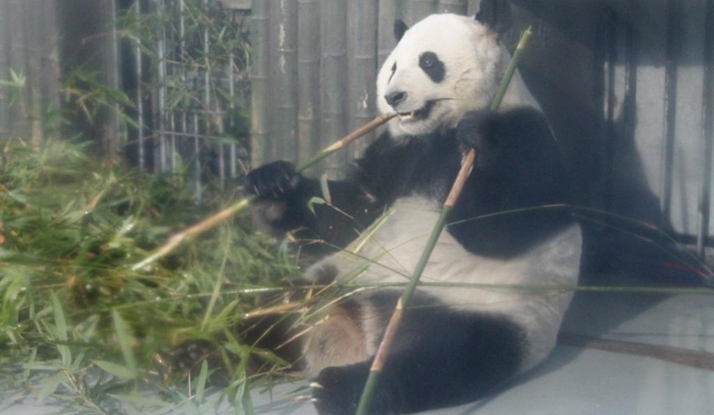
[335,196,488,284]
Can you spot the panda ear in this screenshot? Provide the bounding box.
[475,0,513,36]
[394,19,409,42]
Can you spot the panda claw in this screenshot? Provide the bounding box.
[310,382,325,389]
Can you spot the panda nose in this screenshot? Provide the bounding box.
[385,91,408,107]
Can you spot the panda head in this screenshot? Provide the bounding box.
[377,8,515,137]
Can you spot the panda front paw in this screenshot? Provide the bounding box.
[311,365,387,415]
[456,110,502,169]
[245,161,301,200]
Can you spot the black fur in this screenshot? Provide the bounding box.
[312,291,524,415]
[394,19,409,42]
[476,0,513,36]
[419,51,445,83]
[246,107,574,259]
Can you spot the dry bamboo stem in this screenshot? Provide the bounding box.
[354,27,533,415]
[131,112,395,271]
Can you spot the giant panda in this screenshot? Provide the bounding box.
[245,5,581,415]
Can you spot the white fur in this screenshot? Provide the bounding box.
[307,197,581,372]
[377,14,540,137]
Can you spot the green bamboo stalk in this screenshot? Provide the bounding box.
[297,0,322,166]
[130,112,395,272]
[354,26,533,415]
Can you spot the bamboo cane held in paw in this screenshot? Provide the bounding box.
[131,112,396,272]
[354,27,533,415]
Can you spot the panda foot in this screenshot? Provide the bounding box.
[311,365,376,415]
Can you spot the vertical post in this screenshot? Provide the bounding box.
[228,52,238,179]
[660,0,681,228]
[697,0,714,259]
[136,0,146,171]
[193,113,202,199]
[250,0,271,166]
[377,0,398,69]
[407,0,437,23]
[7,0,30,139]
[274,0,298,163]
[321,0,348,178]
[297,0,321,169]
[347,0,378,160]
[40,0,61,120]
[0,0,8,141]
[156,0,168,173]
[467,0,482,16]
[202,0,212,186]
[179,0,187,174]
[437,0,467,14]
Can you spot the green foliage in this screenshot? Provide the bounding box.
[0,137,299,413]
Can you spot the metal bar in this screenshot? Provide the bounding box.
[109,0,123,153]
[229,52,238,179]
[321,0,348,178]
[136,0,146,171]
[193,112,202,200]
[601,7,617,211]
[250,0,271,166]
[7,0,29,139]
[437,0,467,14]
[697,0,714,258]
[660,0,681,228]
[156,0,168,172]
[0,0,9,141]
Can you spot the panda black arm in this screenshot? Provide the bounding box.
[245,134,403,252]
[450,107,575,258]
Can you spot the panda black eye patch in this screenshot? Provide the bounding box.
[419,51,445,83]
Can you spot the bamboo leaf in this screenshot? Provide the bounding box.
[112,310,138,376]
[37,372,64,402]
[50,292,71,366]
[93,360,136,380]
[195,360,208,402]
[319,174,332,204]
[307,197,326,215]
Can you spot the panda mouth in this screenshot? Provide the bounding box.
[396,100,435,122]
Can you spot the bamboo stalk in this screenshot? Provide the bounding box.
[130,112,395,271]
[347,0,379,161]
[376,0,398,68]
[297,0,321,167]
[250,0,271,166]
[354,27,533,415]
[321,0,348,178]
[275,0,298,162]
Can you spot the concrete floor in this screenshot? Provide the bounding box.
[5,291,714,414]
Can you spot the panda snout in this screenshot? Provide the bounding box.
[385,90,408,107]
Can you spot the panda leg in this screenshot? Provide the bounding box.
[311,291,526,415]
